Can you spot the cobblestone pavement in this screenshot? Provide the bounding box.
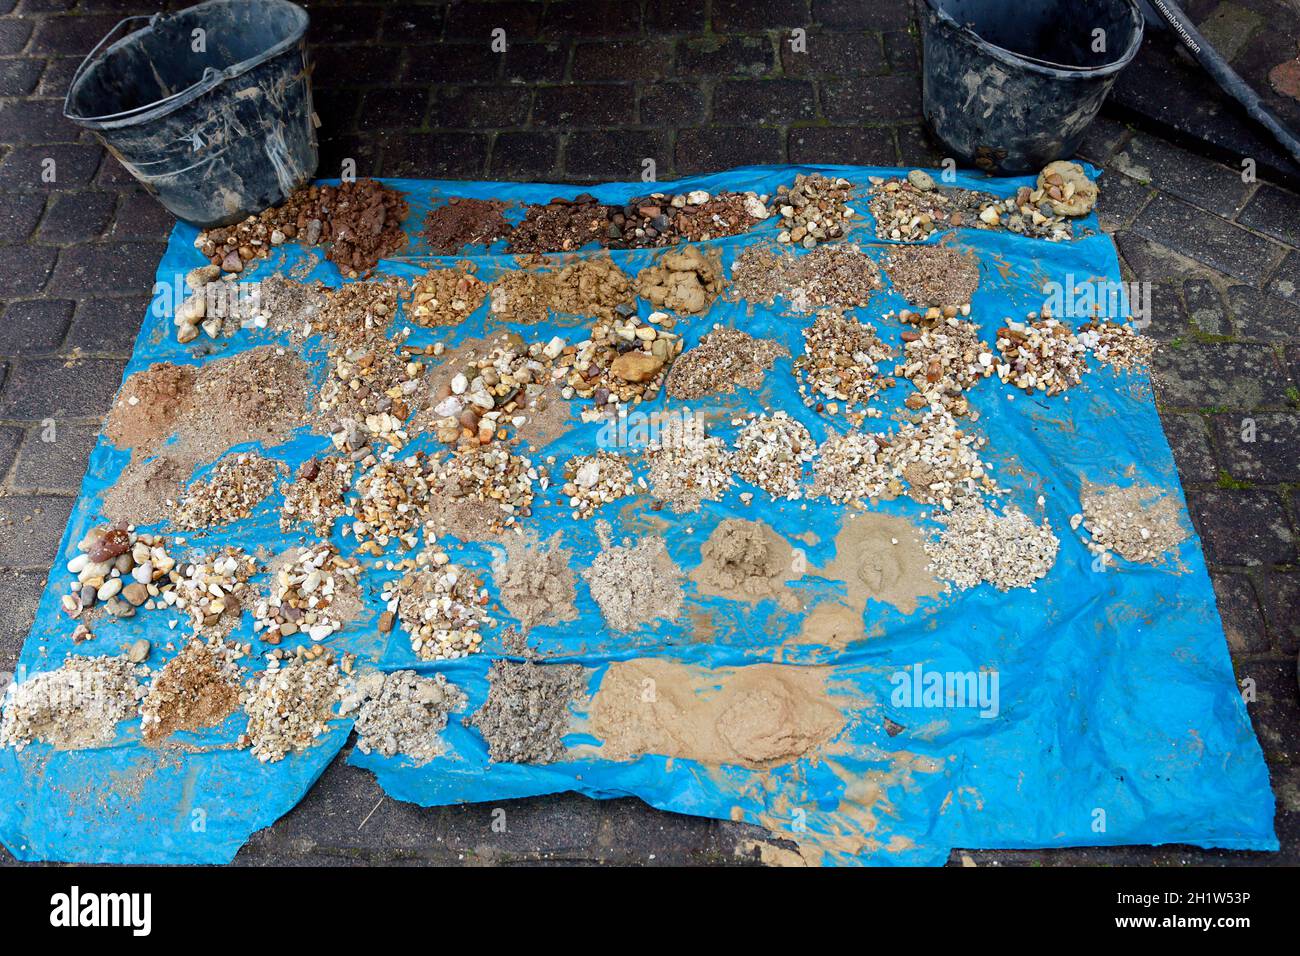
[0,0,1296,866]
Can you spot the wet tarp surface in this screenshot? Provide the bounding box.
[0,165,1277,865]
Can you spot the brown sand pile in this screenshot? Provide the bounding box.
[589,658,844,769]
[422,197,512,254]
[691,519,802,612]
[798,513,942,647]
[470,659,587,764]
[140,639,245,744]
[491,531,578,631]
[883,245,981,307]
[101,347,311,525]
[490,254,635,325]
[666,327,788,400]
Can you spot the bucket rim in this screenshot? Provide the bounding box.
[921,0,1145,79]
[63,0,309,129]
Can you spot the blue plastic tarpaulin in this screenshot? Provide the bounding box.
[0,165,1277,865]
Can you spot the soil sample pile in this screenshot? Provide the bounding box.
[732,412,815,500]
[492,532,578,632]
[253,544,364,645]
[692,519,801,611]
[279,456,354,537]
[422,197,512,254]
[887,408,998,509]
[198,179,409,276]
[389,558,492,660]
[771,173,858,248]
[0,655,144,752]
[995,316,1088,396]
[489,254,634,324]
[868,170,1075,242]
[1078,321,1156,372]
[730,244,881,313]
[811,431,891,503]
[666,327,787,401]
[469,658,586,764]
[341,668,466,765]
[407,263,489,327]
[644,414,735,513]
[884,245,981,308]
[172,452,281,530]
[582,523,685,633]
[240,653,342,763]
[177,547,258,639]
[795,310,895,414]
[106,362,197,450]
[590,658,844,769]
[140,639,245,744]
[507,194,611,253]
[561,451,637,519]
[1075,483,1187,564]
[635,245,726,316]
[608,189,768,247]
[926,501,1059,591]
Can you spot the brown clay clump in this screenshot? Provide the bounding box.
[635,245,726,316]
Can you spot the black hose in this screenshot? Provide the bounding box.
[1143,0,1300,167]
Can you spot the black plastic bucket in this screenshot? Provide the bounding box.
[920,0,1144,174]
[64,0,317,227]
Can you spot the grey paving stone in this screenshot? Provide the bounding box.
[780,31,889,77]
[1093,169,1152,233]
[598,796,732,864]
[542,0,642,39]
[1159,412,1219,483]
[110,192,175,242]
[1110,133,1253,217]
[1212,572,1269,654]
[0,191,45,242]
[0,143,101,189]
[1075,115,1132,166]
[1131,194,1282,284]
[502,42,569,84]
[1223,285,1300,341]
[712,79,816,125]
[675,126,784,173]
[359,87,429,130]
[713,0,808,30]
[1257,571,1300,656]
[1211,412,1300,483]
[882,29,918,73]
[0,56,42,97]
[532,84,636,128]
[639,82,706,126]
[0,357,125,419]
[28,12,117,55]
[1266,249,1300,304]
[1243,659,1300,765]
[489,131,560,178]
[48,240,167,295]
[1237,184,1300,248]
[564,129,668,179]
[813,0,910,30]
[0,568,43,670]
[0,298,72,354]
[438,793,604,858]
[65,294,149,355]
[1181,278,1227,336]
[572,39,675,81]
[0,16,32,55]
[789,125,895,167]
[0,424,21,481]
[0,244,55,295]
[646,0,706,32]
[676,35,774,77]
[427,86,531,129]
[10,420,97,492]
[1152,340,1289,410]
[0,494,73,568]
[35,190,115,244]
[895,124,944,168]
[1114,231,1206,285]
[378,132,487,178]
[0,98,75,144]
[1189,488,1296,567]
[821,74,921,122]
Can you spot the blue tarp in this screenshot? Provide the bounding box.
[0,165,1277,865]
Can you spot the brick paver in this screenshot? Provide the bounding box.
[0,0,1295,867]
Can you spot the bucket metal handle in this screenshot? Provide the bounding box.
[63,14,158,120]
[63,12,227,124]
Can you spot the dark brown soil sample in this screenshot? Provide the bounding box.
[506,194,612,253]
[106,362,198,451]
[422,197,512,254]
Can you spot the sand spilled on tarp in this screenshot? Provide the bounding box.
[588,657,844,769]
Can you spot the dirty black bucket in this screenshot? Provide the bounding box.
[64,0,317,228]
[920,0,1144,174]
